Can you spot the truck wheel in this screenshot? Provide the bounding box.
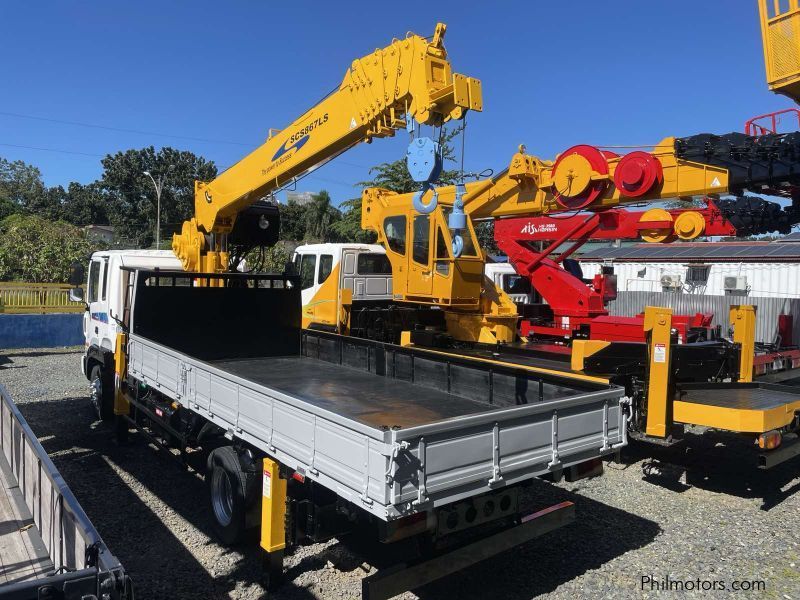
[89,365,114,422]
[207,446,258,545]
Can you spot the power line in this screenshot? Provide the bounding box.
[0,142,104,158]
[0,110,254,147]
[0,109,377,169]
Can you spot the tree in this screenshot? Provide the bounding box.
[330,197,376,243]
[0,214,107,282]
[100,146,217,248]
[62,182,109,226]
[0,157,47,217]
[304,190,341,241]
[278,198,309,241]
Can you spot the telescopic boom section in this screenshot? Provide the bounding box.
[173,22,482,272]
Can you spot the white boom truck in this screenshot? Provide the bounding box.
[70,248,629,598]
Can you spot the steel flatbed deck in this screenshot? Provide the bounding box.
[125,269,628,522]
[208,355,503,430]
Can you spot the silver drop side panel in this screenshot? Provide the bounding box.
[127,335,626,521]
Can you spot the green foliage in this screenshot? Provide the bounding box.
[0,214,107,282]
[330,197,377,243]
[277,190,344,243]
[0,157,47,217]
[237,243,292,274]
[62,182,109,226]
[101,146,217,248]
[303,190,341,242]
[474,220,499,256]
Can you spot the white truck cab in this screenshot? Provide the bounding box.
[293,244,533,332]
[291,243,393,329]
[484,262,535,304]
[73,250,181,419]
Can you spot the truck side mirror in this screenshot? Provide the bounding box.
[68,261,85,287]
[69,287,85,303]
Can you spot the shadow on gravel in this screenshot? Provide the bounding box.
[406,479,661,600]
[17,396,320,600]
[623,432,800,510]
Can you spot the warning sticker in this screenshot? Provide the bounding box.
[654,343,667,363]
[263,470,272,498]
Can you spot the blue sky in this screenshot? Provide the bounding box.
[0,1,791,205]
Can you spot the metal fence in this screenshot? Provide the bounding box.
[608,291,800,346]
[0,283,84,314]
[0,384,130,597]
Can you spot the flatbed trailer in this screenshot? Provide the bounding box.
[115,268,628,596]
[432,307,800,468]
[0,384,130,600]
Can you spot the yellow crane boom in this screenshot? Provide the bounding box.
[173,23,482,273]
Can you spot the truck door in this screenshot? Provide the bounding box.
[86,257,111,350]
[294,251,318,326]
[341,248,358,297]
[408,214,433,297]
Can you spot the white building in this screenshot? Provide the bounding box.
[578,239,800,298]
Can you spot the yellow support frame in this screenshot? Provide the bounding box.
[643,306,673,438]
[260,457,287,554]
[113,332,130,416]
[730,305,756,383]
[758,0,800,102]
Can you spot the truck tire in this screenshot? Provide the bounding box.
[207,446,259,545]
[89,364,114,422]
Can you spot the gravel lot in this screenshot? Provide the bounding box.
[1,347,799,599]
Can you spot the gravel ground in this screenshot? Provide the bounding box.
[1,347,799,599]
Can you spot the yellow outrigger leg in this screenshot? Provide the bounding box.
[643,306,673,438]
[261,457,287,589]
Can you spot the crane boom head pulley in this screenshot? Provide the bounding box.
[173,22,482,274]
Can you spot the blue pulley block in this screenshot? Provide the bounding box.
[406,137,443,183]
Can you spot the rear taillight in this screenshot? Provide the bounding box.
[758,430,782,450]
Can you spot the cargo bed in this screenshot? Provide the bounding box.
[0,384,130,599]
[125,270,628,521]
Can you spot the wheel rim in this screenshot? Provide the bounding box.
[211,468,234,527]
[90,377,102,416]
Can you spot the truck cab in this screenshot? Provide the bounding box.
[73,250,181,419]
[484,261,535,305]
[292,243,393,331]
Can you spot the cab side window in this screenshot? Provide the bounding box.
[101,261,109,301]
[383,216,406,255]
[318,254,333,284]
[412,215,430,264]
[87,261,101,303]
[299,254,317,290]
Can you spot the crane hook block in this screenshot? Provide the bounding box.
[407,137,443,183]
[413,182,439,214]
